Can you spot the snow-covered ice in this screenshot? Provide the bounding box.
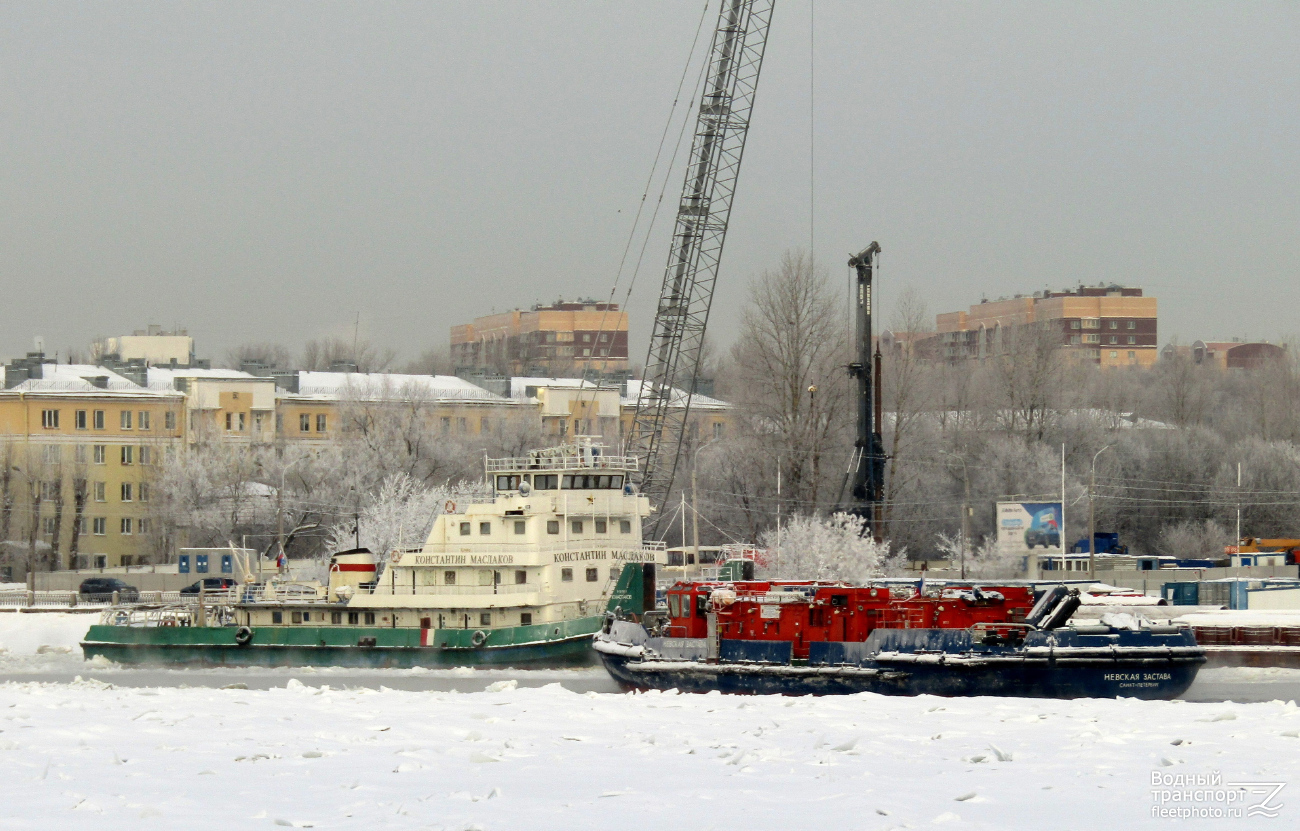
[2,677,1297,830]
[3,613,1298,829]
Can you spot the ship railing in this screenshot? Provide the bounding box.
[405,541,666,557]
[485,455,639,473]
[98,605,202,627]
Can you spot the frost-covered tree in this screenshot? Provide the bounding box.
[758,512,898,583]
[323,473,477,556]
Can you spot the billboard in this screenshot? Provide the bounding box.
[996,502,1063,555]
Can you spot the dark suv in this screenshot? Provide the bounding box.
[180,577,238,595]
[78,577,140,603]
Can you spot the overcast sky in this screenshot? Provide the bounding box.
[2,2,1297,367]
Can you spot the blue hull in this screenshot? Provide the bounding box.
[596,626,1205,700]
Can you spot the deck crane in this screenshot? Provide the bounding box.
[627,0,776,533]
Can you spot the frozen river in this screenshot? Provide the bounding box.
[3,614,1299,829]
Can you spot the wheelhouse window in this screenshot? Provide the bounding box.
[560,474,625,490]
[496,474,521,491]
[533,474,558,490]
[561,568,573,582]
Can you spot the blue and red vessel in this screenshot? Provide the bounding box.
[593,576,1204,699]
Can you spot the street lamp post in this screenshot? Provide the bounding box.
[1088,445,1113,581]
[941,451,971,580]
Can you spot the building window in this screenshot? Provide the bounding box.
[42,444,61,464]
[620,520,632,534]
[481,417,491,433]
[585,567,599,582]
[238,413,246,431]
[1069,335,1081,345]
[225,413,233,430]
[138,518,150,534]
[75,410,87,430]
[480,612,491,626]
[1081,319,1099,329]
[441,417,451,433]
[41,409,59,429]
[444,571,456,585]
[514,520,526,535]
[75,445,88,464]
[120,411,132,429]
[120,517,132,535]
[458,417,467,432]
[93,445,106,464]
[1128,351,1137,360]
[316,414,327,432]
[120,446,134,465]
[1070,320,1080,330]
[1109,320,1118,329]
[139,483,149,502]
[300,414,310,432]
[1110,351,1118,359]
[138,411,150,430]
[561,568,573,582]
[515,570,526,584]
[1083,334,1099,344]
[571,520,583,534]
[595,519,607,534]
[93,410,105,430]
[40,481,60,500]
[1109,336,1117,344]
[547,520,560,535]
[121,483,133,502]
[165,411,176,430]
[479,521,492,535]
[1127,336,1136,345]
[93,517,106,535]
[1127,321,1136,330]
[94,482,106,502]
[139,446,151,465]
[520,612,532,626]
[459,522,471,536]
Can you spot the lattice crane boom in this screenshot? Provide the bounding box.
[628,0,775,529]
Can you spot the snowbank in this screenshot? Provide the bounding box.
[0,612,93,656]
[0,681,1296,829]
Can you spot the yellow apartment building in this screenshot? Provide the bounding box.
[274,371,528,444]
[0,363,184,579]
[930,284,1158,368]
[146,367,278,444]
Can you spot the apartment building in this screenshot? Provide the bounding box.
[0,362,184,579]
[929,284,1158,368]
[451,300,629,377]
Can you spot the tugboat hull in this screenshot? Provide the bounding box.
[83,617,603,669]
[594,625,1205,700]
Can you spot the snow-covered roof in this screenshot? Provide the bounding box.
[288,372,509,403]
[142,366,266,392]
[620,379,729,411]
[507,376,729,411]
[2,364,179,397]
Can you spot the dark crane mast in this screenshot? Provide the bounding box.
[628,0,775,531]
[846,242,886,538]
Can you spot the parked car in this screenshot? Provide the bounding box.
[180,577,238,595]
[78,577,140,603]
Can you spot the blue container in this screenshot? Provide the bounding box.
[1162,582,1199,606]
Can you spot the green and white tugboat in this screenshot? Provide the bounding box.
[82,438,665,667]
